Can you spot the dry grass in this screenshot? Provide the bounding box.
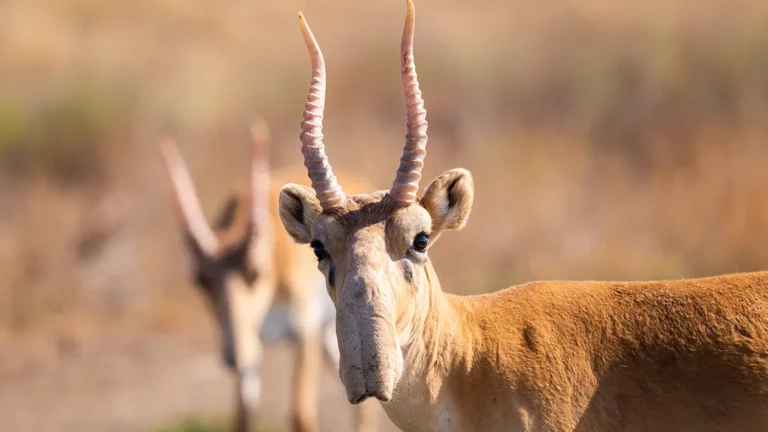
[1,0,768,427]
[1,0,767,324]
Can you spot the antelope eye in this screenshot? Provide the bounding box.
[413,233,429,252]
[310,240,327,261]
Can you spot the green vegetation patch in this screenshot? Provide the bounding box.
[154,414,273,432]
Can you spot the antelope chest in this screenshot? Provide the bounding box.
[383,400,534,432]
[260,274,335,344]
[259,301,294,344]
[381,372,464,432]
[383,370,536,432]
[381,398,456,432]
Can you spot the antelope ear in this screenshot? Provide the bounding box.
[420,168,474,234]
[278,184,322,244]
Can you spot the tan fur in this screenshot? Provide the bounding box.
[279,168,768,432]
[165,161,379,432]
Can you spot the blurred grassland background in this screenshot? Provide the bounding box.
[1,0,768,430]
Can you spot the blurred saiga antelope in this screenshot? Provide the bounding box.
[279,2,768,431]
[159,123,378,432]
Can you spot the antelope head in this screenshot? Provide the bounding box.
[279,0,474,404]
[159,123,272,407]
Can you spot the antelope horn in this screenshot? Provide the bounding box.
[297,12,346,211]
[158,137,219,255]
[248,118,271,230]
[391,0,428,207]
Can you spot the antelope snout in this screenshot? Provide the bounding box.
[337,300,402,404]
[342,354,397,405]
[349,388,392,404]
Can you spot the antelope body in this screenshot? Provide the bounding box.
[159,125,378,432]
[278,2,768,431]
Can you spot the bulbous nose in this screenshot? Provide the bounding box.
[337,273,400,406]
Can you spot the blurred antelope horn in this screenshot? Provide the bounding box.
[158,137,219,255]
[298,12,346,211]
[391,0,428,207]
[248,118,271,229]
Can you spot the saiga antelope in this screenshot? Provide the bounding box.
[278,2,768,431]
[158,123,378,432]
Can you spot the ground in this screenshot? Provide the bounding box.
[0,318,399,432]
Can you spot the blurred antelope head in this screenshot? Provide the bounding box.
[159,124,273,409]
[160,124,381,432]
[280,0,473,405]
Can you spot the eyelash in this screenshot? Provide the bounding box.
[328,265,336,287]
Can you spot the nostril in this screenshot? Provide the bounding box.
[351,391,390,404]
[223,349,236,369]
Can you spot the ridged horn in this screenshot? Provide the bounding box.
[391,0,428,207]
[158,137,219,255]
[297,12,346,211]
[247,118,271,230]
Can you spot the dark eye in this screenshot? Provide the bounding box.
[310,240,327,261]
[413,233,429,252]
